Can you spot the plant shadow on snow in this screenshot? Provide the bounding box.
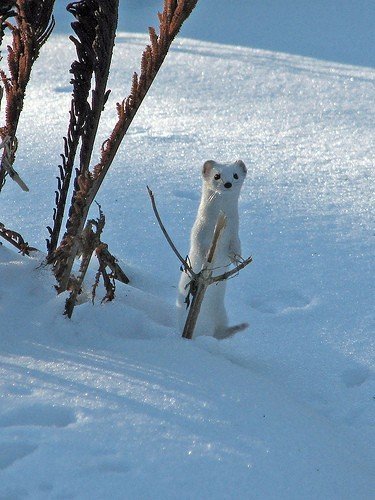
[0,337,232,437]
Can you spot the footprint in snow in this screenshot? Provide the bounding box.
[249,289,315,315]
[341,366,371,388]
[0,442,38,470]
[0,403,76,428]
[97,459,130,474]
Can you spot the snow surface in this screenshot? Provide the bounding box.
[52,0,375,68]
[0,32,374,498]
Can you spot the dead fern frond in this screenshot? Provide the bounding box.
[49,0,198,301]
[149,27,159,60]
[0,0,55,191]
[0,221,37,255]
[130,72,138,101]
[93,244,116,303]
[48,0,119,293]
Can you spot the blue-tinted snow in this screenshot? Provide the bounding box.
[52,0,375,68]
[0,30,374,500]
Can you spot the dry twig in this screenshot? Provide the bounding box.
[147,186,194,275]
[0,135,28,190]
[181,213,227,339]
[64,212,105,318]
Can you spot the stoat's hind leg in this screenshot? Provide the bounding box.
[214,322,249,340]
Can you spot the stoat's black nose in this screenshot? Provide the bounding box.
[224,182,232,189]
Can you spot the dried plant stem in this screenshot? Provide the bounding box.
[64,204,107,318]
[92,248,115,303]
[0,0,55,191]
[147,186,193,275]
[95,243,129,285]
[89,0,198,180]
[182,214,226,339]
[64,225,97,318]
[45,0,109,256]
[0,135,28,190]
[90,0,199,191]
[211,255,253,283]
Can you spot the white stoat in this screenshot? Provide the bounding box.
[177,159,248,339]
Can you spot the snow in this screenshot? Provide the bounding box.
[52,1,375,68]
[0,29,374,499]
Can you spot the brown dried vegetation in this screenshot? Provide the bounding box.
[47,0,198,313]
[0,0,198,318]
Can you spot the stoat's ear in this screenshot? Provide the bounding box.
[236,160,247,175]
[202,160,216,178]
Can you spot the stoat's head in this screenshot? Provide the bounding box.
[202,160,247,196]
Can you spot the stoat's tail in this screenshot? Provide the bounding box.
[214,322,249,340]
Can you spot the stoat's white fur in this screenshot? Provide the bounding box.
[177,160,248,339]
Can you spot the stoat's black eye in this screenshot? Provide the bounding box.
[214,173,221,180]
[233,173,239,179]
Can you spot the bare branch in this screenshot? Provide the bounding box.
[210,255,253,283]
[147,185,194,276]
[182,214,226,339]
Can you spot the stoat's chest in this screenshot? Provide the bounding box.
[189,192,239,268]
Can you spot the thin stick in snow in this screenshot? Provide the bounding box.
[182,213,226,339]
[147,186,195,277]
